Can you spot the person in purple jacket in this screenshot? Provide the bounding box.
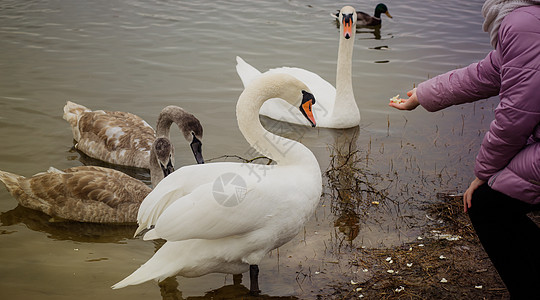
[390,0,540,298]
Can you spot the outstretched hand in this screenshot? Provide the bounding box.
[388,88,420,110]
[463,177,485,213]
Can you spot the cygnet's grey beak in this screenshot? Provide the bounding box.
[161,159,175,178]
[190,135,204,164]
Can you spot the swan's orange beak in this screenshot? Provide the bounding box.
[342,14,353,39]
[300,91,316,127]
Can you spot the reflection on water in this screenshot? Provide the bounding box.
[327,127,364,242]
[182,278,297,300]
[325,127,394,244]
[357,26,382,40]
[0,205,136,243]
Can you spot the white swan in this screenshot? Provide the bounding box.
[112,73,322,292]
[0,106,203,224]
[236,6,360,129]
[63,102,204,169]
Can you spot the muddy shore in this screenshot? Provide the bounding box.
[314,193,514,299]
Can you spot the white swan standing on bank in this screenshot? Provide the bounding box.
[63,102,204,169]
[0,106,204,223]
[112,73,322,293]
[236,6,360,129]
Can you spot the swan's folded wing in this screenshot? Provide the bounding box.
[235,56,262,88]
[135,185,188,236]
[143,179,279,242]
[80,111,155,151]
[135,162,248,236]
[135,168,195,236]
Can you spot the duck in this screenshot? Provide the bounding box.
[236,6,360,129]
[0,106,204,224]
[112,73,322,293]
[63,101,204,169]
[332,3,392,27]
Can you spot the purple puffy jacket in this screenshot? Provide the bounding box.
[416,6,540,203]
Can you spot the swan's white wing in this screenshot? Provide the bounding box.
[235,57,336,124]
[143,185,260,241]
[135,162,236,236]
[265,67,335,108]
[257,67,335,125]
[235,57,336,109]
[235,56,262,88]
[142,167,300,242]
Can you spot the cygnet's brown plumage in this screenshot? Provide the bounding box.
[0,106,204,223]
[0,139,169,223]
[63,102,204,169]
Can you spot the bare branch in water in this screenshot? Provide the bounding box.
[206,154,273,165]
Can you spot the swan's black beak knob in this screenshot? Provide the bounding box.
[300,91,317,127]
[342,13,354,40]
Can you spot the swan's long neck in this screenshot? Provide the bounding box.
[334,28,359,119]
[236,88,315,166]
[156,108,187,138]
[148,146,164,188]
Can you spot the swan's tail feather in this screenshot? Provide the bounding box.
[112,264,158,289]
[142,229,159,241]
[0,170,24,195]
[235,56,261,88]
[135,187,187,237]
[63,101,90,126]
[112,242,183,289]
[63,101,91,142]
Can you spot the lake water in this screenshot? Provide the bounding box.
[0,0,497,298]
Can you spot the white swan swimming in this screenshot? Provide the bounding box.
[112,73,322,292]
[236,6,360,129]
[0,106,203,224]
[63,102,204,169]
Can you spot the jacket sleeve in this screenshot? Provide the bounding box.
[474,9,540,181]
[416,51,501,112]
